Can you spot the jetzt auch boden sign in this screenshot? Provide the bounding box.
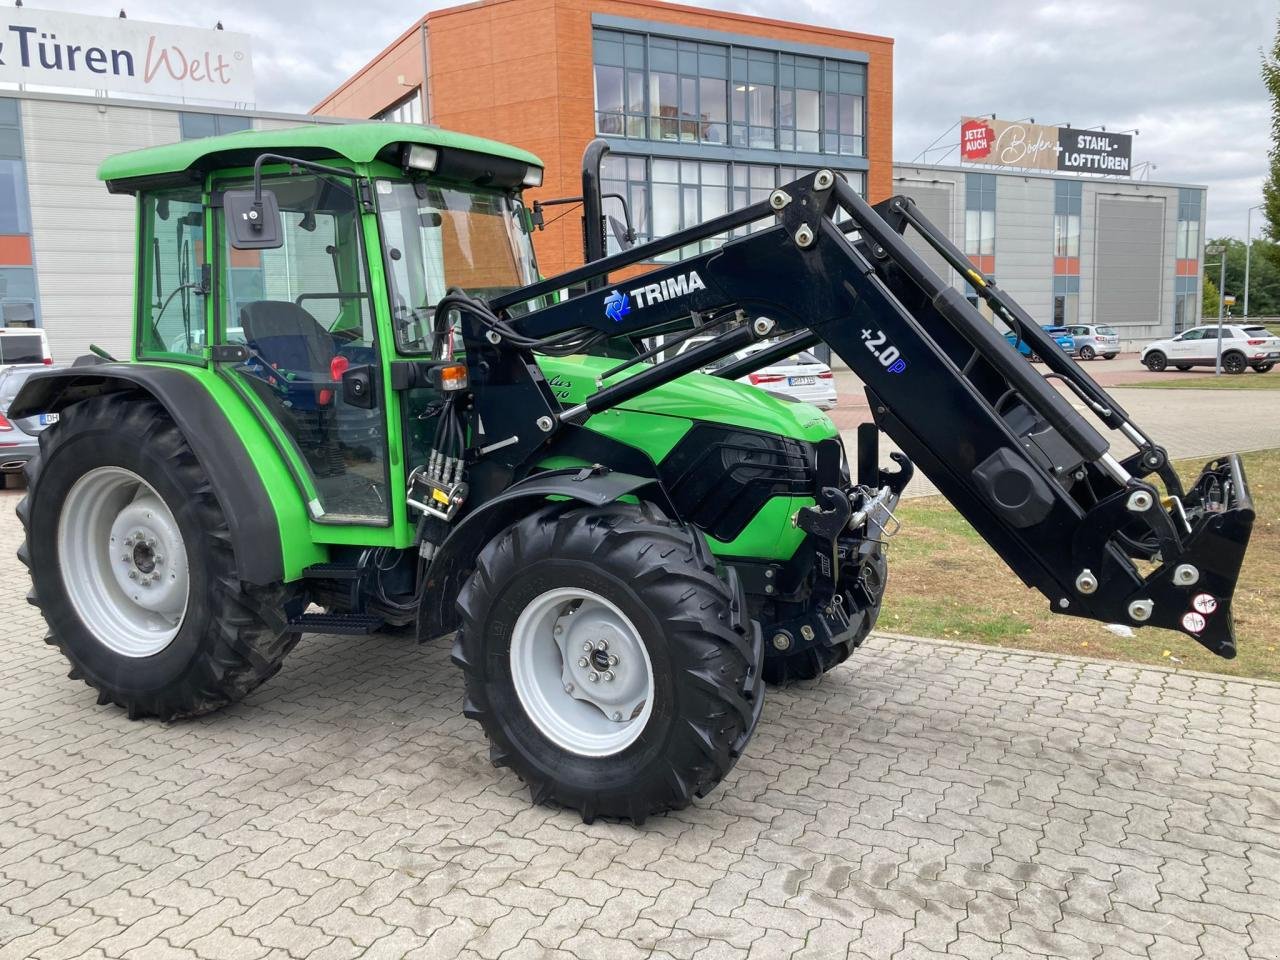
[0,9,253,103]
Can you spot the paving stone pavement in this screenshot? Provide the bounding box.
[1,495,1279,960]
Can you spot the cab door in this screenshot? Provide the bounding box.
[213,171,392,525]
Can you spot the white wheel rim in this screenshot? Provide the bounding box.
[56,466,190,658]
[509,587,655,757]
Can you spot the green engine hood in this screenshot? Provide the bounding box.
[537,353,838,443]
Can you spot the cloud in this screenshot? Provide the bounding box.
[33,0,1276,237]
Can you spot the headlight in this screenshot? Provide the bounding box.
[522,165,544,189]
[403,144,439,173]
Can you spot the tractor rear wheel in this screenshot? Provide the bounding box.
[18,394,300,721]
[455,502,763,824]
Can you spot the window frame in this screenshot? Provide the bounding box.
[134,186,210,366]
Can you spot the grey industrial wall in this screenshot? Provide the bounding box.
[892,163,1204,351]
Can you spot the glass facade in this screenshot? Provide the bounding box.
[0,99,37,328]
[601,154,864,256]
[964,173,996,260]
[1174,275,1198,332]
[1052,275,1080,326]
[1175,187,1201,260]
[1053,180,1082,259]
[593,27,866,158]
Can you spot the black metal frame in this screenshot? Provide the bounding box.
[449,171,1253,658]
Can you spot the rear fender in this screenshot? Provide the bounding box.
[10,363,286,585]
[417,467,664,642]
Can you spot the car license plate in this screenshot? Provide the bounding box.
[788,376,816,386]
[39,413,58,425]
[1268,352,1280,359]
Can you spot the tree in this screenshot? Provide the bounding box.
[1205,236,1280,318]
[1264,18,1280,243]
[1202,274,1220,317]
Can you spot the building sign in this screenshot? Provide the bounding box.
[0,9,254,103]
[960,117,1132,177]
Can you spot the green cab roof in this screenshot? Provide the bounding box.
[97,121,542,191]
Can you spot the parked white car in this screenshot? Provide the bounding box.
[1141,324,1280,375]
[676,336,838,409]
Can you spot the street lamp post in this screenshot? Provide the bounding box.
[1206,244,1227,375]
[1244,205,1262,320]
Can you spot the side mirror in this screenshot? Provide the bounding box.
[225,189,283,250]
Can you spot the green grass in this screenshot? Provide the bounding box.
[879,448,1280,682]
[1121,373,1280,390]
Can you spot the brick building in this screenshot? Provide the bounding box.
[313,0,893,277]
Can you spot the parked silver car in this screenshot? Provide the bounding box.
[0,364,61,488]
[1065,324,1120,360]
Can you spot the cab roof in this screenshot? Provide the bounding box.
[97,122,543,193]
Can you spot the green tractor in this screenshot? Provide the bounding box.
[14,124,1255,824]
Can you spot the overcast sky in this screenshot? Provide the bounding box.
[25,0,1278,238]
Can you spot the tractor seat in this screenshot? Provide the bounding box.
[240,300,335,378]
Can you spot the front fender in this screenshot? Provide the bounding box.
[416,468,663,642]
[11,363,286,585]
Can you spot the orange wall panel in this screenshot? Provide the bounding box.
[0,235,33,266]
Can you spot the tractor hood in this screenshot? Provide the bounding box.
[537,354,838,443]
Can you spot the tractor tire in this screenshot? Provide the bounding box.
[17,394,301,721]
[761,551,887,685]
[1078,345,1096,361]
[455,502,764,824]
[1144,351,1168,372]
[1175,365,1193,371]
[1223,351,1247,375]
[1253,363,1275,373]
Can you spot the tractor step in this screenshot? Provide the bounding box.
[286,612,384,636]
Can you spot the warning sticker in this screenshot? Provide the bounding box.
[1192,593,1218,615]
[1182,611,1206,634]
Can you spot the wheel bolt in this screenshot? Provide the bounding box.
[607,655,618,666]
[146,538,156,548]
[577,657,588,668]
[603,671,614,682]
[128,571,137,580]
[596,640,608,651]
[582,641,593,652]
[588,672,599,683]
[564,683,574,693]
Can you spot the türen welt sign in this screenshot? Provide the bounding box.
[0,9,253,103]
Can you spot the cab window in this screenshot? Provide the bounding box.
[138,187,207,360]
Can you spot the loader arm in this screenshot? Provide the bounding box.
[450,171,1253,659]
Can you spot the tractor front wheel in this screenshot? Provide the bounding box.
[455,503,763,823]
[18,394,300,721]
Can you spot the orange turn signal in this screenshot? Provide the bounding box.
[438,363,469,392]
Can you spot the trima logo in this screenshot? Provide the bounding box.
[603,290,630,323]
[603,270,707,322]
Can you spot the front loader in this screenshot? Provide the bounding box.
[13,124,1254,823]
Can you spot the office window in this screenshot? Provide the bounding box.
[1053,180,1082,261]
[1176,187,1202,260]
[592,28,867,158]
[1052,275,1080,326]
[822,60,865,156]
[594,30,647,137]
[778,55,822,153]
[964,173,996,258]
[1174,274,1198,332]
[375,92,422,125]
[652,159,728,258]
[179,112,252,140]
[730,48,776,149]
[0,99,21,161]
[601,155,651,254]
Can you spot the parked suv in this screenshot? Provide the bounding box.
[1141,325,1280,374]
[1003,326,1075,362]
[1066,324,1120,360]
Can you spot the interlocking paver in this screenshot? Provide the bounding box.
[2,497,1279,959]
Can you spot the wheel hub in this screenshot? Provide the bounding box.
[57,467,191,658]
[509,587,655,757]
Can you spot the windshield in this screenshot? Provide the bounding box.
[1096,325,1117,336]
[376,179,540,354]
